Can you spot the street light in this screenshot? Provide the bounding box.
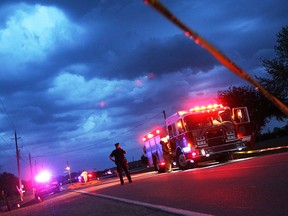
[66,162,72,184]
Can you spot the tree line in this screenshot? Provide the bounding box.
[217,25,288,146]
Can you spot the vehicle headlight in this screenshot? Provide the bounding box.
[201,149,210,157]
[183,146,191,153]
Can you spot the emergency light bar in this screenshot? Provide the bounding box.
[189,104,223,112]
[142,128,165,142]
[178,111,188,116]
[35,170,52,183]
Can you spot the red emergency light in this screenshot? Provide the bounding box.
[148,133,154,139]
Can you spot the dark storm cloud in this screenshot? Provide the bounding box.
[1,63,55,94]
[1,0,287,178]
[106,35,218,79]
[165,0,288,72]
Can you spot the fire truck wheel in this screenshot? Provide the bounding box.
[176,151,188,170]
[152,154,160,172]
[158,166,166,173]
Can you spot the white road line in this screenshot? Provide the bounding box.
[75,190,213,216]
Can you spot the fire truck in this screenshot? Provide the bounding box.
[142,104,251,172]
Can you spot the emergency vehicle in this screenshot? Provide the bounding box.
[142,128,167,173]
[34,170,60,201]
[142,104,251,171]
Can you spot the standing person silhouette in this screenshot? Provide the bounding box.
[160,140,173,173]
[109,143,132,185]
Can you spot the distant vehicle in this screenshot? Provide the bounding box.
[34,170,60,200]
[142,104,251,172]
[78,171,95,182]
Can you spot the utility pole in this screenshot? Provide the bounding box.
[14,131,23,202]
[29,153,34,194]
[34,160,38,176]
[29,153,33,181]
[162,110,167,120]
[162,110,169,136]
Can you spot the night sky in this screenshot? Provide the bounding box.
[1,0,287,180]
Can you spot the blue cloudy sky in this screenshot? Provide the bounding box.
[0,0,287,179]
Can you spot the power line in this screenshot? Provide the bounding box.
[0,99,16,131]
[34,111,163,158]
[0,131,15,160]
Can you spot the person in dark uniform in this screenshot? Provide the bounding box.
[109,143,132,185]
[160,140,173,173]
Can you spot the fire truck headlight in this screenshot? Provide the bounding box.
[201,149,206,156]
[183,146,191,153]
[236,143,244,151]
[200,149,210,157]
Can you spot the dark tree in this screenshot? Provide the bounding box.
[257,26,288,120]
[217,86,271,148]
[0,172,19,198]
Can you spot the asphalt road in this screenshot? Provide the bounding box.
[3,149,288,216]
[93,152,288,216]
